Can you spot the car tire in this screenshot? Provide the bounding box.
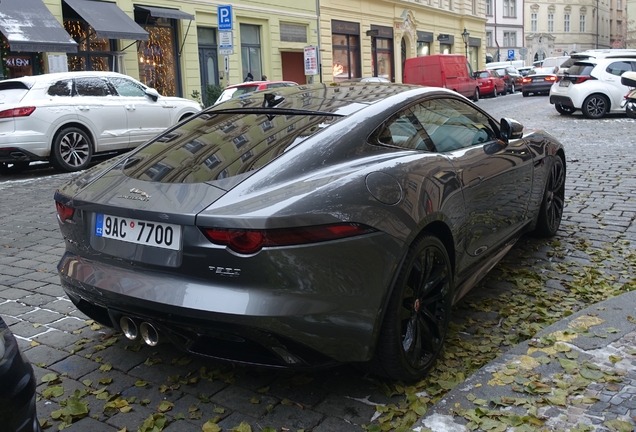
[510,83,515,93]
[522,91,529,97]
[555,104,576,115]
[582,94,609,119]
[533,156,565,237]
[473,88,479,102]
[493,88,498,98]
[372,234,453,381]
[0,162,30,175]
[51,127,93,172]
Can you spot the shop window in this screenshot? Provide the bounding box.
[64,19,116,72]
[135,10,179,97]
[332,34,360,82]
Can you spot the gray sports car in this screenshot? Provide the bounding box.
[55,83,565,381]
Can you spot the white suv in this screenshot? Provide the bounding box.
[549,58,636,118]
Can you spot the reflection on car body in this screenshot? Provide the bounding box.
[55,82,565,381]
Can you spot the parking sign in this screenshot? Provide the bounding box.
[507,49,515,60]
[218,5,233,31]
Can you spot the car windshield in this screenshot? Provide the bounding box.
[478,72,491,78]
[495,68,507,76]
[567,63,595,76]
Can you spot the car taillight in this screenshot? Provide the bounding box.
[545,76,557,82]
[201,223,377,254]
[0,107,36,119]
[55,202,75,223]
[573,76,596,84]
[522,77,532,83]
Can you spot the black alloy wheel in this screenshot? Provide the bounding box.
[534,156,566,237]
[473,88,480,102]
[51,127,93,172]
[373,235,453,381]
[582,94,609,119]
[555,104,576,115]
[493,88,498,98]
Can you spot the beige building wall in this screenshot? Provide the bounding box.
[609,0,627,47]
[319,0,487,83]
[629,0,636,47]
[525,0,610,61]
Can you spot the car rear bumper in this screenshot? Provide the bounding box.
[57,233,404,367]
[549,95,574,107]
[0,147,46,163]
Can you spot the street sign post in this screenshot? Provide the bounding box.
[304,46,318,78]
[217,5,233,31]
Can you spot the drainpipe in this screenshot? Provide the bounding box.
[494,0,500,61]
[315,0,323,83]
[596,0,599,49]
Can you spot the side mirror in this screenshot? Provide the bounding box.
[145,88,160,101]
[500,118,524,142]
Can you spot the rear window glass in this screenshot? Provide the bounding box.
[121,84,398,184]
[478,72,490,78]
[0,81,31,104]
[605,61,633,76]
[567,63,595,76]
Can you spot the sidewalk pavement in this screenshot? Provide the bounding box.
[413,290,636,432]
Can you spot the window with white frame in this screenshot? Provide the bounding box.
[503,0,516,17]
[486,31,493,47]
[618,0,622,10]
[564,14,570,32]
[504,31,516,47]
[486,0,492,15]
[580,14,586,32]
[531,13,538,32]
[618,21,622,34]
[548,14,554,32]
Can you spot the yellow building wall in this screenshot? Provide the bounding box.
[45,0,317,100]
[319,0,486,83]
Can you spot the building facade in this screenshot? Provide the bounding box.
[524,0,611,62]
[2,0,488,102]
[485,0,526,64]
[319,0,487,83]
[1,0,318,105]
[609,0,627,48]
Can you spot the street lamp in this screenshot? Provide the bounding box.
[462,28,470,58]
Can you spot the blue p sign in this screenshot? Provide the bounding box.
[218,5,233,31]
[507,49,515,59]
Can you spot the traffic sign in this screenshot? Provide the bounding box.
[507,49,515,60]
[219,31,233,55]
[519,47,528,56]
[218,5,233,31]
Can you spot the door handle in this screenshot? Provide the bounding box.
[468,176,483,186]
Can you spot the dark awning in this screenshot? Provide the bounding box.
[0,0,78,53]
[135,5,194,21]
[63,0,148,40]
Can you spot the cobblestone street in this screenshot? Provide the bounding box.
[1,93,635,431]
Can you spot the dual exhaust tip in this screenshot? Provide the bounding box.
[119,316,159,346]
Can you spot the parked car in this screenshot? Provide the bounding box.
[549,58,636,118]
[517,66,534,77]
[534,56,570,75]
[54,82,565,382]
[403,54,479,101]
[491,66,523,93]
[521,71,558,96]
[215,81,298,105]
[0,72,201,174]
[0,316,42,432]
[474,69,506,97]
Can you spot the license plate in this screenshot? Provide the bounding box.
[95,214,181,250]
[559,80,570,87]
